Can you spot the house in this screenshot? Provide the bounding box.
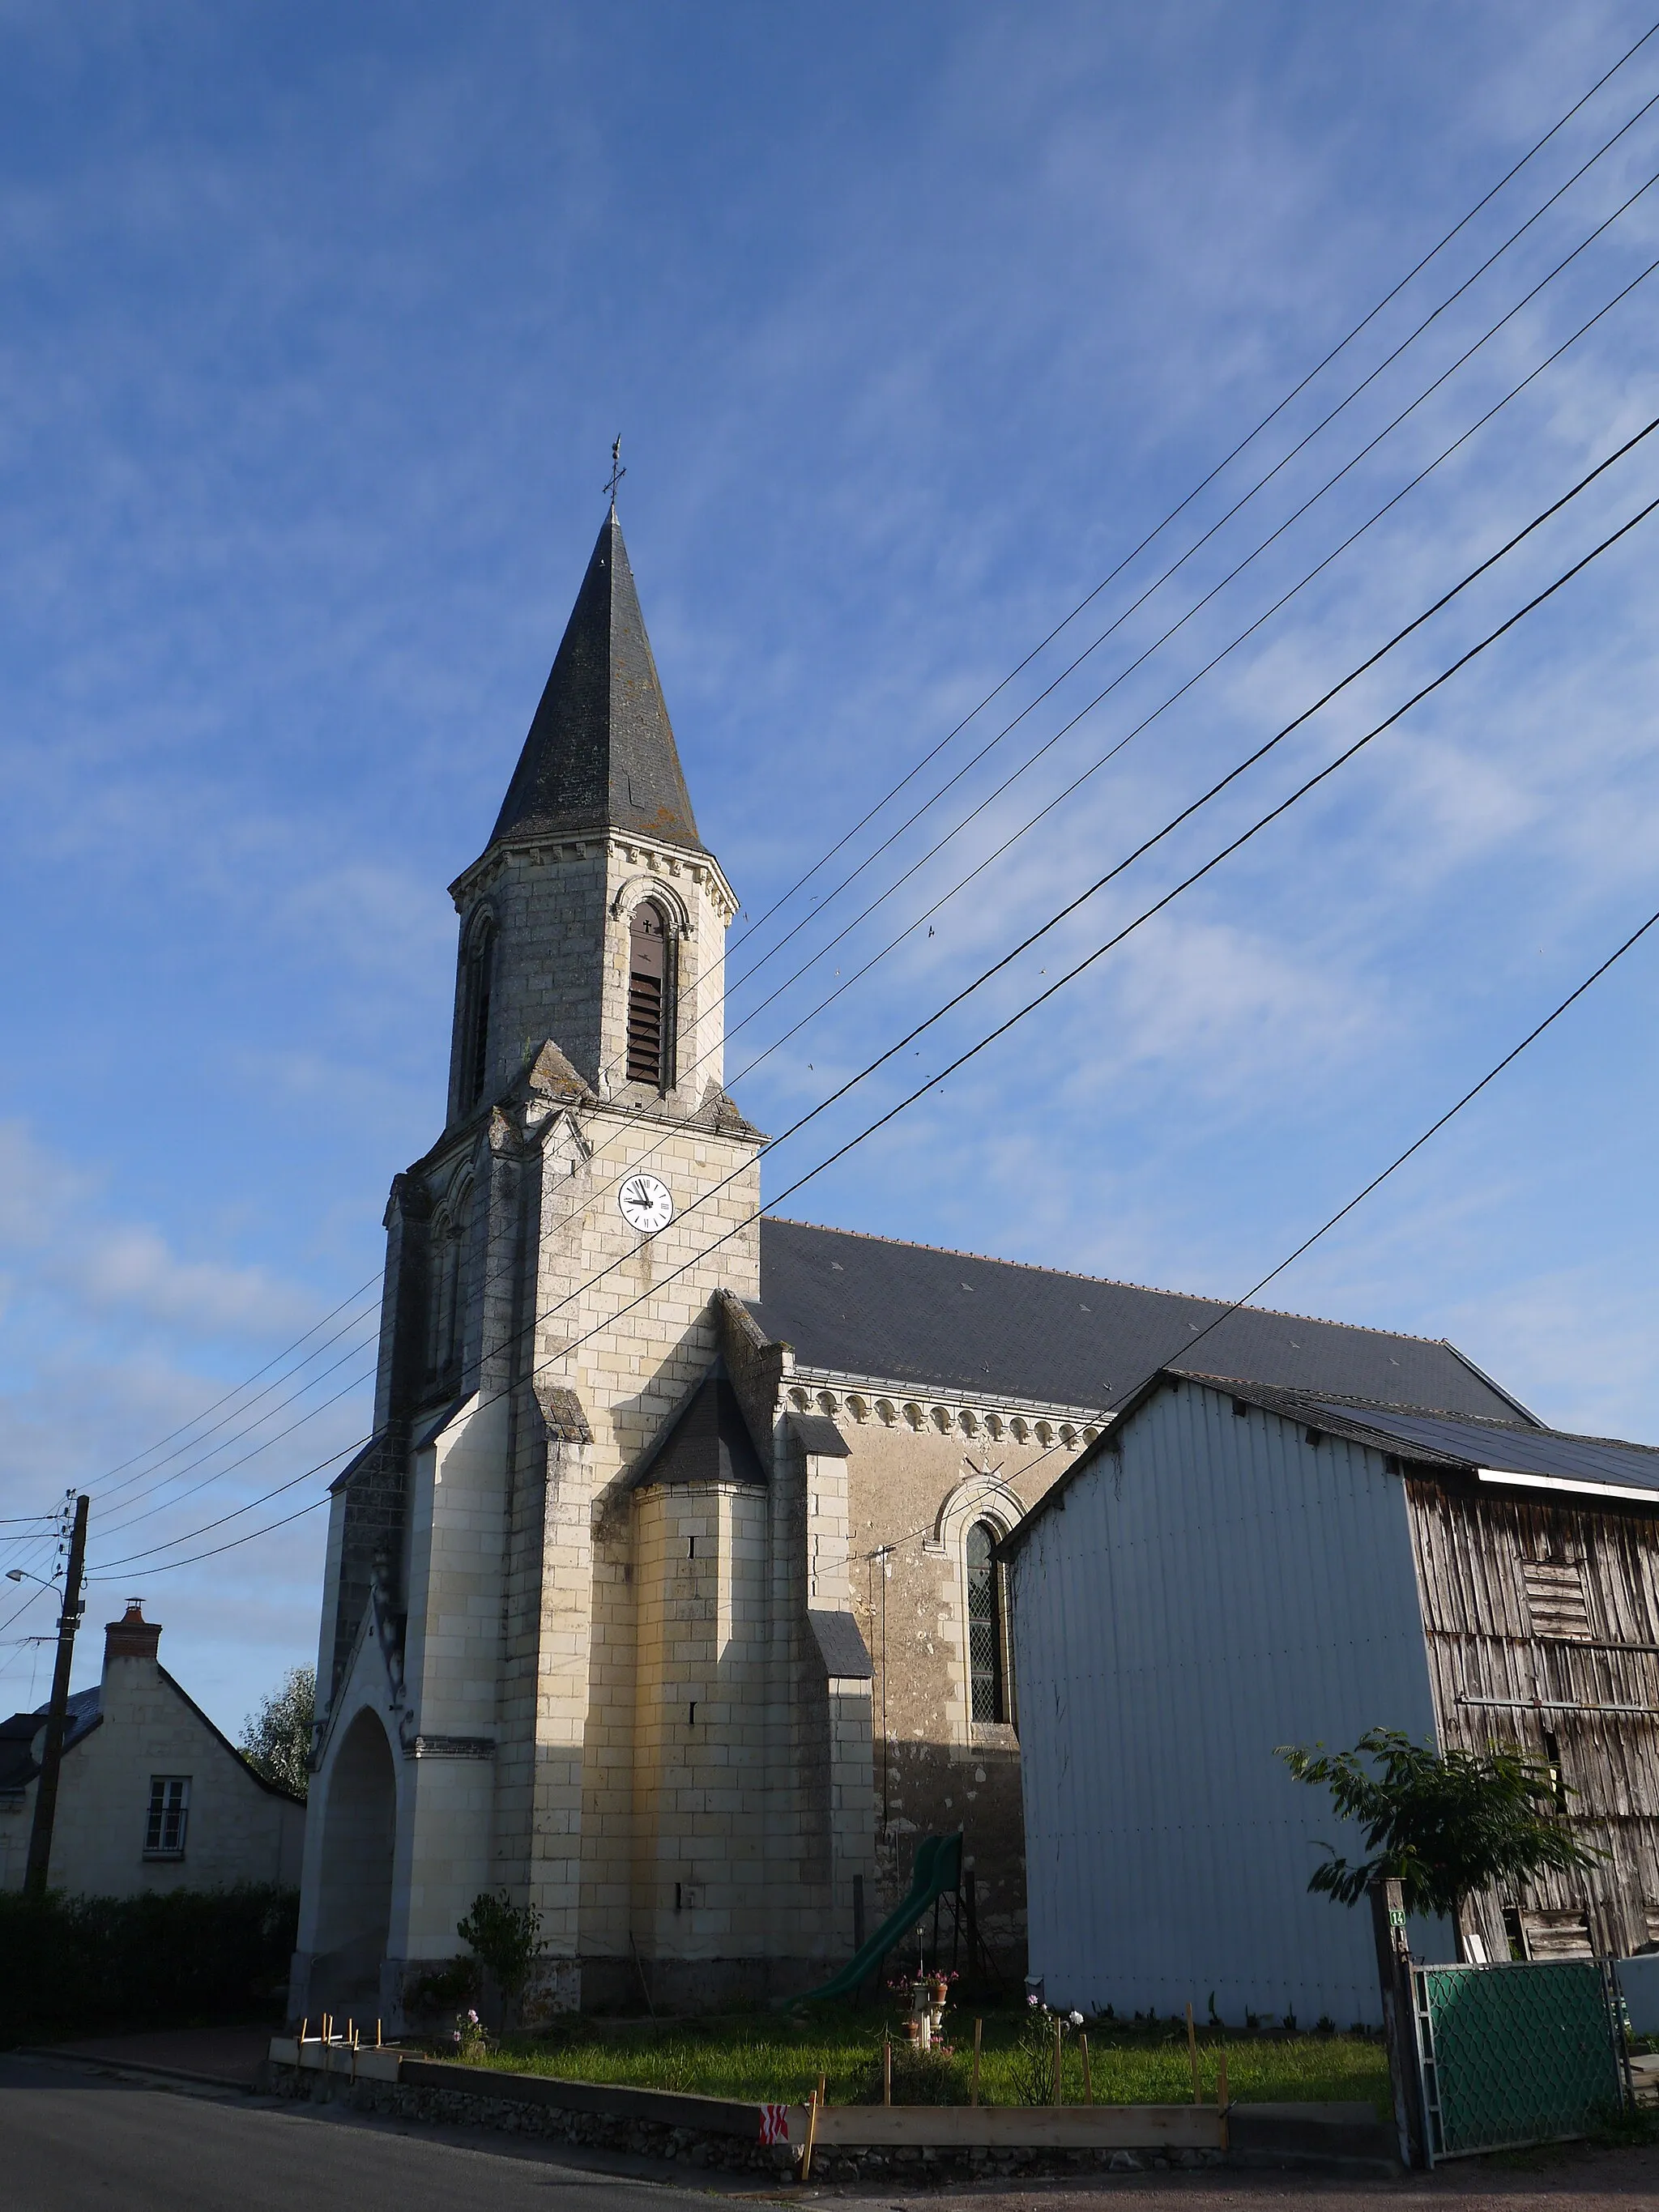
[1002,1368,1659,2025]
[0,1602,305,1894]
[291,503,1546,2025]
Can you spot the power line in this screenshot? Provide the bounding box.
[714,255,1659,1080]
[71,250,1659,1569]
[91,1434,366,1574]
[709,133,1659,1043]
[26,32,1658,1556]
[88,1310,383,1543]
[92,462,1653,1581]
[728,15,1659,957]
[1125,904,1659,1406]
[573,122,1659,1144]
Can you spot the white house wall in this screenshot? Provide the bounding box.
[1011,1379,1450,2026]
[6,1657,303,1898]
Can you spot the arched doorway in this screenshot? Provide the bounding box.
[313,1708,396,2014]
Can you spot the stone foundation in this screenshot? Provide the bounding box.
[265,2060,1233,2181]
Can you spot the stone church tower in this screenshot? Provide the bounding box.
[291,507,876,2021]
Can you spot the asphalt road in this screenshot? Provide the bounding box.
[0,2053,760,2212]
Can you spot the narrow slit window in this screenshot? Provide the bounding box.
[627,906,669,1087]
[462,918,496,1110]
[966,1521,1004,1723]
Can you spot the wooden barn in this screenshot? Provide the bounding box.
[1004,1369,1659,2024]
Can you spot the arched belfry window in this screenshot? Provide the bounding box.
[626,903,672,1089]
[460,917,496,1111]
[966,1520,1007,1724]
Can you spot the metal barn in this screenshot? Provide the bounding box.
[1004,1369,1659,2024]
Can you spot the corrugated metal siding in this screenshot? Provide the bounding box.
[1012,1378,1448,2025]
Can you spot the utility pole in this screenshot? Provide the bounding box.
[24,1493,89,1903]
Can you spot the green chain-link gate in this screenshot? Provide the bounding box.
[1413,1959,1623,2161]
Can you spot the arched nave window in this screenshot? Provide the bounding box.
[966,1519,1008,1724]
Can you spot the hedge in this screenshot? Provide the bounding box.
[0,1883,297,2043]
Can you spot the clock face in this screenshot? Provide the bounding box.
[618,1172,673,1234]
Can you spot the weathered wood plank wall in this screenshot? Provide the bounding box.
[1408,1477,1659,1962]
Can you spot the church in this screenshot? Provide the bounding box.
[288,504,1539,2026]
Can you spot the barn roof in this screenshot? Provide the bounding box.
[1208,1377,1659,1499]
[1004,1370,1659,1560]
[745,1217,1533,1421]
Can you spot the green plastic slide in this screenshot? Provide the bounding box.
[788,1831,964,2004]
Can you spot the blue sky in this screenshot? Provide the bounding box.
[3,2,1658,1733]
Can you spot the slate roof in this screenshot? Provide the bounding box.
[744,1217,1533,1422]
[484,508,703,859]
[627,1359,767,1490]
[808,1609,874,1680]
[0,1685,101,1792]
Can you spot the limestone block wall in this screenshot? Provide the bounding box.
[631,1482,772,1958]
[782,1387,1098,1967]
[391,1390,512,1963]
[526,1102,765,1974]
[3,1656,304,1898]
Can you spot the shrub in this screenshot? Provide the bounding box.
[403,1954,480,2024]
[858,2039,966,2104]
[1279,1728,1601,1923]
[456,1890,543,2027]
[0,1884,298,2044]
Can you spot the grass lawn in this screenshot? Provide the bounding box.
[429,2003,1391,2118]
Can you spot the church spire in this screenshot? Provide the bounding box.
[486,509,703,857]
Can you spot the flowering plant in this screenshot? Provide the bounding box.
[450,2008,489,2061]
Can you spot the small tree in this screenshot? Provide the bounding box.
[457,1890,543,2027]
[240,1666,315,1798]
[1279,1727,1601,1933]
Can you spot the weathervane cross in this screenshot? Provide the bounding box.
[605,435,625,509]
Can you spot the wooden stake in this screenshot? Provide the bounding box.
[376,2019,382,2048]
[1053,2016,1063,2105]
[298,2018,308,2045]
[1186,2002,1201,2104]
[883,2035,892,2106]
[817,2071,827,2111]
[971,2018,983,2107]
[801,2090,820,2181]
[1081,2031,1092,2104]
[1217,2048,1230,2151]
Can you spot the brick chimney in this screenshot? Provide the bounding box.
[104,1600,160,1663]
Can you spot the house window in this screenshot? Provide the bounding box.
[144,1775,190,1858]
[626,905,671,1088]
[966,1521,1006,1724]
[459,916,496,1111]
